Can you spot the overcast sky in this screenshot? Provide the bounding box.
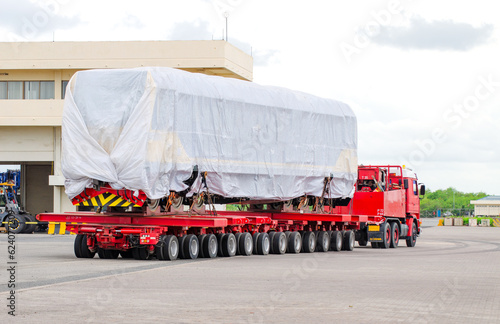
[1,0,499,195]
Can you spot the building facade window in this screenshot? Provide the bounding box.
[62,80,69,99]
[0,81,55,99]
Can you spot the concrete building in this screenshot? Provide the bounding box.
[470,196,500,217]
[0,40,253,215]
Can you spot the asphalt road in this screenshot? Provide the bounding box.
[1,219,499,323]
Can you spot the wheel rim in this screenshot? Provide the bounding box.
[245,235,252,253]
[279,235,286,252]
[229,236,236,254]
[171,239,178,256]
[386,227,391,243]
[337,234,342,248]
[309,236,315,251]
[323,235,328,249]
[191,238,198,256]
[263,237,270,252]
[294,235,301,251]
[209,237,217,255]
[10,219,20,231]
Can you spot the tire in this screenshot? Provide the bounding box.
[155,235,167,260]
[272,232,287,254]
[406,221,417,247]
[268,232,276,254]
[256,232,270,255]
[284,231,291,241]
[381,223,391,249]
[330,231,342,252]
[99,249,120,259]
[198,234,207,258]
[178,235,186,259]
[74,234,84,258]
[316,231,330,252]
[390,222,400,248]
[371,242,380,248]
[203,234,218,258]
[163,235,179,260]
[120,250,133,258]
[287,232,302,253]
[252,233,261,255]
[234,232,242,255]
[313,231,320,251]
[342,230,355,251]
[7,214,26,234]
[217,233,226,257]
[182,234,199,259]
[222,233,237,257]
[132,247,149,260]
[358,229,368,247]
[80,234,96,258]
[302,231,316,253]
[238,232,253,256]
[22,214,37,233]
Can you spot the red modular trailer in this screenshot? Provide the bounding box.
[37,165,424,260]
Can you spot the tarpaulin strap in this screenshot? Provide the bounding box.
[201,172,217,216]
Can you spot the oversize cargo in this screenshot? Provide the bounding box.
[62,67,357,201]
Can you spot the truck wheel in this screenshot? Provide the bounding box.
[198,234,207,258]
[268,231,276,254]
[22,214,37,233]
[217,233,226,257]
[238,232,253,256]
[406,222,417,247]
[371,242,380,248]
[330,231,342,251]
[302,231,316,253]
[178,236,186,259]
[381,223,391,249]
[287,232,302,253]
[252,233,261,255]
[358,229,368,247]
[74,234,84,258]
[342,230,355,251]
[257,233,270,255]
[203,234,218,258]
[80,234,96,258]
[222,233,237,257]
[163,235,179,260]
[317,231,330,252]
[234,232,242,255]
[132,247,149,260]
[272,232,287,254]
[390,223,400,248]
[182,234,199,259]
[120,250,133,258]
[7,214,26,234]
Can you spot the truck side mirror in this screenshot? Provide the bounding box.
[419,184,425,196]
[403,179,408,189]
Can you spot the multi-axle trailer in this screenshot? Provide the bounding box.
[37,165,424,260]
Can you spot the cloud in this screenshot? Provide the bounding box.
[167,20,212,40]
[168,20,279,66]
[0,0,81,40]
[373,16,494,51]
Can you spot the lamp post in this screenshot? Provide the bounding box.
[224,12,229,42]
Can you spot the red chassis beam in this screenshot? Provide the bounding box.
[37,212,227,228]
[215,211,384,224]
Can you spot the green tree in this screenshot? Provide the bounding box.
[420,187,488,216]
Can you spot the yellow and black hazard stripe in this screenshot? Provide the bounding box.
[48,222,76,235]
[77,192,141,208]
[492,218,500,227]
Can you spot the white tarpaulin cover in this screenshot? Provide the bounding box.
[62,67,358,200]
